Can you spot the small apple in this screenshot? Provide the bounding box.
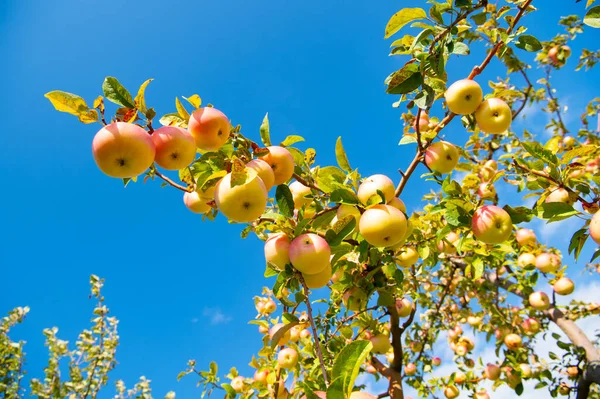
[516,228,536,247]
[529,291,551,310]
[302,263,332,289]
[413,113,430,131]
[264,298,277,314]
[359,204,407,247]
[396,247,419,267]
[151,126,196,170]
[455,344,468,356]
[477,182,496,200]
[370,334,391,354]
[563,136,576,149]
[566,366,579,378]
[253,369,269,384]
[269,323,291,346]
[471,205,513,244]
[231,376,245,393]
[517,252,536,268]
[258,325,269,334]
[445,79,483,115]
[188,107,230,151]
[443,385,460,399]
[425,141,459,174]
[475,98,512,134]
[214,170,268,222]
[289,181,312,209]
[410,341,423,352]
[246,159,275,191]
[522,318,541,334]
[289,233,331,275]
[484,363,501,380]
[558,383,571,396]
[264,233,291,270]
[300,329,311,340]
[545,187,574,204]
[479,165,496,182]
[259,146,295,185]
[404,363,417,376]
[535,253,561,273]
[590,210,600,245]
[474,391,490,399]
[432,357,442,366]
[467,316,482,326]
[454,371,467,384]
[504,333,522,350]
[183,190,212,214]
[548,45,571,65]
[277,347,299,369]
[437,231,459,254]
[343,288,368,312]
[357,174,395,205]
[396,298,413,317]
[519,364,532,379]
[388,197,407,213]
[553,277,575,295]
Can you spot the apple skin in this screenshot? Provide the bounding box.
[214,171,268,223]
[535,253,561,273]
[396,247,419,267]
[343,288,368,312]
[151,126,196,170]
[183,190,212,214]
[302,263,332,289]
[289,233,331,275]
[357,174,396,205]
[264,233,291,270]
[425,141,459,174]
[545,187,574,204]
[253,369,269,384]
[437,231,459,254]
[443,385,460,399]
[259,146,295,185]
[349,393,377,399]
[474,391,490,399]
[289,181,312,209]
[269,323,291,346]
[230,376,245,393]
[432,357,442,366]
[369,334,391,354]
[484,363,501,380]
[188,107,230,151]
[590,210,600,245]
[92,122,156,178]
[504,333,522,350]
[246,159,275,191]
[517,253,536,268]
[471,205,513,244]
[553,277,575,295]
[454,371,467,384]
[396,298,413,317]
[477,182,496,200]
[516,228,537,247]
[388,197,407,213]
[336,205,361,233]
[529,291,551,310]
[404,363,417,376]
[445,79,483,115]
[359,204,407,247]
[277,347,299,369]
[522,318,541,334]
[519,364,532,379]
[548,45,571,65]
[264,298,277,314]
[475,98,512,134]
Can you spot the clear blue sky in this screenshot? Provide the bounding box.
[0,0,598,397]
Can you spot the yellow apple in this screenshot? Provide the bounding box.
[590,210,600,245]
[553,277,574,295]
[246,159,275,190]
[277,347,298,369]
[471,205,513,244]
[289,181,312,209]
[519,364,532,379]
[425,141,459,174]
[359,204,407,247]
[388,197,407,213]
[475,98,512,134]
[183,190,212,214]
[231,376,245,393]
[396,297,413,317]
[264,233,290,270]
[302,263,332,289]
[369,334,391,354]
[504,333,522,350]
[357,174,395,205]
[535,253,561,273]
[259,146,295,185]
[517,253,536,268]
[522,318,540,334]
[188,107,230,151]
[445,79,483,115]
[516,228,536,247]
[151,126,196,170]
[396,247,419,267]
[289,233,331,275]
[443,385,460,399]
[214,170,268,222]
[404,363,417,376]
[529,291,550,310]
[335,205,361,233]
[484,363,501,380]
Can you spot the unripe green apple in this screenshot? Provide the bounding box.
[357,174,395,205]
[289,181,312,209]
[343,288,368,312]
[504,333,522,350]
[214,171,268,222]
[425,141,459,174]
[444,385,460,399]
[269,323,291,346]
[590,210,600,245]
[188,107,230,151]
[359,204,407,247]
[264,233,291,270]
[259,146,295,185]
[484,363,501,380]
[396,297,413,317]
[396,247,419,267]
[92,122,156,178]
[535,253,561,273]
[388,197,407,213]
[404,363,417,376]
[516,228,537,247]
[445,79,483,115]
[277,347,298,369]
[302,263,332,289]
[529,291,550,310]
[246,159,275,191]
[369,334,391,354]
[289,233,331,275]
[475,98,512,134]
[471,205,513,244]
[151,126,196,170]
[553,277,574,295]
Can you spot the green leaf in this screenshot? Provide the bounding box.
[429,5,443,24]
[44,91,99,124]
[335,137,352,173]
[515,382,524,396]
[221,383,236,399]
[568,228,588,261]
[328,340,373,399]
[160,113,185,127]
[270,321,299,349]
[102,77,135,108]
[385,8,427,39]
[276,185,295,218]
[584,6,600,28]
[503,205,534,224]
[264,263,279,278]
[537,202,579,222]
[330,188,359,205]
[521,141,558,165]
[470,12,487,25]
[386,63,422,94]
[175,97,190,121]
[410,29,433,51]
[399,135,417,145]
[591,248,600,262]
[514,35,542,52]
[562,145,596,164]
[259,113,271,146]
[441,179,462,196]
[414,84,435,109]
[230,160,257,187]
[316,166,346,193]
[377,291,395,307]
[183,94,202,109]
[472,257,484,280]
[312,208,337,229]
[451,42,470,55]
[281,135,305,147]
[455,0,470,7]
[134,78,153,114]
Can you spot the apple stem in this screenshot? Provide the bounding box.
[153,168,194,193]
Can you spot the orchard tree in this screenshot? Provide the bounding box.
[3,1,600,399]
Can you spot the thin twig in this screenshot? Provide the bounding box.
[330,306,379,338]
[154,169,193,192]
[293,173,323,194]
[513,67,534,119]
[544,66,569,135]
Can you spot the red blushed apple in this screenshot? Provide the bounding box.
[477,182,496,200]
[516,228,536,247]
[425,141,459,174]
[455,344,468,356]
[396,297,413,317]
[359,204,407,247]
[590,210,600,245]
[475,98,512,134]
[357,174,396,205]
[289,181,312,209]
[264,233,290,270]
[471,205,513,244]
[529,291,550,310]
[404,363,417,376]
[522,318,541,334]
[151,126,196,170]
[289,233,330,275]
[432,357,442,366]
[277,347,298,369]
[259,146,295,186]
[445,79,483,115]
[437,231,459,254]
[553,277,575,295]
[413,114,430,131]
[183,190,212,214]
[504,333,522,350]
[395,247,419,267]
[92,122,156,178]
[535,253,561,273]
[230,376,245,393]
[453,371,467,384]
[253,369,269,384]
[188,107,230,151]
[548,45,571,65]
[484,363,501,380]
[246,159,275,191]
[517,252,536,268]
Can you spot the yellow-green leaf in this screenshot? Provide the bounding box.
[93,96,104,112]
[260,113,271,146]
[175,97,190,121]
[183,94,202,109]
[102,77,135,109]
[335,136,352,172]
[384,8,427,39]
[134,79,153,114]
[44,91,99,124]
[584,5,600,28]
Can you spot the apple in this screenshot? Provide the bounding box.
[388,197,407,213]
[302,263,332,289]
[289,181,312,209]
[471,205,513,244]
[188,107,230,151]
[443,385,460,399]
[505,367,522,389]
[474,391,490,399]
[349,393,377,399]
[369,334,391,354]
[504,333,522,350]
[529,291,550,310]
[246,159,275,190]
[396,247,419,267]
[445,79,483,115]
[516,228,536,247]
[289,326,301,342]
[410,341,423,352]
[548,45,571,65]
[359,204,407,247]
[459,336,474,350]
[467,316,482,326]
[455,344,468,356]
[396,297,413,317]
[590,210,600,245]
[495,326,510,341]
[264,298,277,314]
[517,252,536,268]
[566,366,579,378]
[300,329,311,340]
[479,165,496,182]
[336,205,361,233]
[214,170,268,222]
[475,98,512,134]
[269,323,291,346]
[477,182,496,200]
[553,277,574,295]
[386,352,394,364]
[258,325,269,334]
[404,363,417,376]
[558,383,570,396]
[519,364,532,379]
[357,174,395,205]
[259,146,295,185]
[432,357,442,366]
[545,187,574,204]
[150,126,196,170]
[289,233,331,275]
[92,122,156,178]
[535,253,561,273]
[484,363,501,380]
[253,369,269,384]
[522,318,541,334]
[264,233,291,270]
[231,376,245,393]
[563,136,576,149]
[414,115,430,132]
[277,347,298,369]
[343,288,368,312]
[425,141,459,174]
[183,190,212,214]
[437,231,459,254]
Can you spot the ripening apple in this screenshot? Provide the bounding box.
[246,159,275,191]
[259,146,295,185]
[343,288,368,312]
[388,197,407,213]
[413,112,429,131]
[475,98,512,134]
[214,170,268,222]
[396,297,413,317]
[484,363,501,380]
[437,231,459,254]
[369,334,391,354]
[548,45,571,65]
[471,205,513,244]
[183,190,212,214]
[269,323,291,346]
[563,136,576,149]
[444,385,460,399]
[590,210,600,245]
[474,391,490,399]
[231,376,245,393]
[289,233,331,275]
[519,364,532,379]
[432,357,442,366]
[289,181,312,209]
[566,366,579,378]
[467,316,482,326]
[535,253,561,273]
[264,233,290,270]
[425,141,459,174]
[277,347,298,369]
[477,182,496,200]
[253,369,269,384]
[410,341,423,352]
[504,333,522,350]
[359,204,407,247]
[300,328,311,340]
[455,344,468,357]
[545,187,573,204]
[151,126,196,170]
[529,291,550,310]
[92,122,156,178]
[445,79,483,115]
[522,318,541,334]
[553,277,575,295]
[302,263,332,289]
[264,298,277,314]
[336,204,361,233]
[516,228,537,247]
[188,107,230,151]
[558,383,571,396]
[357,174,395,205]
[404,363,417,376]
[396,247,419,267]
[479,165,496,182]
[258,325,269,334]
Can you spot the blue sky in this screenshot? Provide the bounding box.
[0,0,599,397]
